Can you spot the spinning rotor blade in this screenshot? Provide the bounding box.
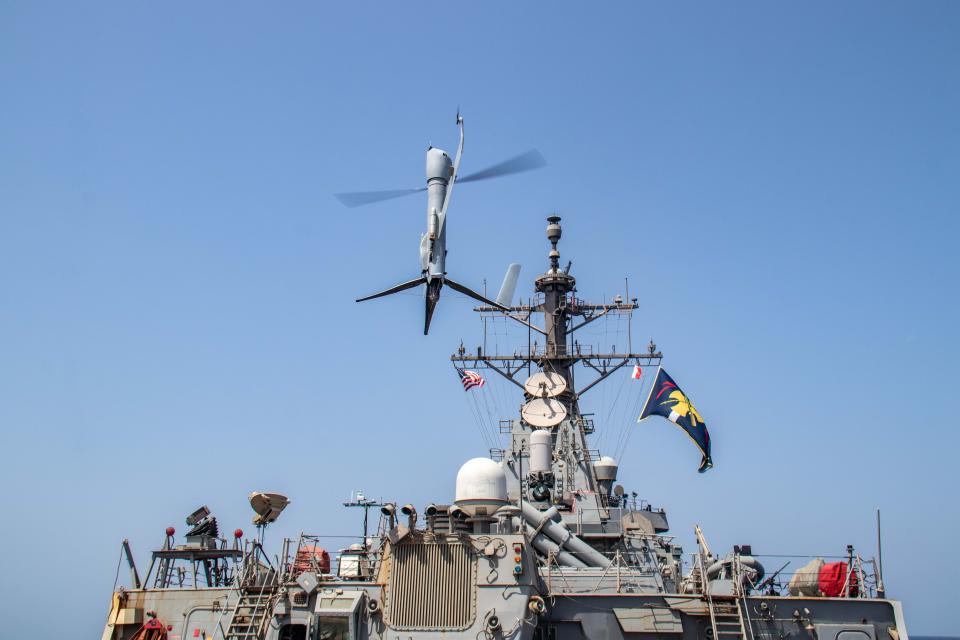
[457,149,547,184]
[334,149,545,207]
[334,187,426,208]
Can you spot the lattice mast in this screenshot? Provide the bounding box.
[453,216,661,413]
[452,216,662,508]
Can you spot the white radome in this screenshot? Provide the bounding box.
[593,456,619,481]
[455,457,508,515]
[529,430,553,474]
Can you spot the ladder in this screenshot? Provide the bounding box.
[699,550,751,640]
[224,582,276,640]
[223,547,279,640]
[707,597,748,640]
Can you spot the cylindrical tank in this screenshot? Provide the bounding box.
[455,458,508,516]
[529,430,553,474]
[593,456,618,496]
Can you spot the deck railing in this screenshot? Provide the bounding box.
[685,550,882,599]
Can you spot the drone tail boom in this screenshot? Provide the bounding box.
[424,279,443,335]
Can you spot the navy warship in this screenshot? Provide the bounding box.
[101,123,910,640]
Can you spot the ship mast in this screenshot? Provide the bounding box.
[537,216,576,386]
[453,216,662,410]
[452,216,662,513]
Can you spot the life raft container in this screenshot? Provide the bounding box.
[788,558,859,597]
[294,545,331,574]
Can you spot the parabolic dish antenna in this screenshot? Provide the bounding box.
[523,371,567,398]
[521,398,567,428]
[249,492,290,526]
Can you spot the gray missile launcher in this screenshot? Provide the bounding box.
[101,217,909,640]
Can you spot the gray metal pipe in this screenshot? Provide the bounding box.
[520,502,611,568]
[521,522,588,568]
[707,555,765,582]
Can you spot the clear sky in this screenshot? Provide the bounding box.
[1,1,958,636]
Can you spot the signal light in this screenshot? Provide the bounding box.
[513,543,524,576]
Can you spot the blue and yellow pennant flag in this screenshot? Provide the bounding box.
[638,367,713,473]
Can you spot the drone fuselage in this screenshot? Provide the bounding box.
[421,146,453,281]
[355,117,511,334]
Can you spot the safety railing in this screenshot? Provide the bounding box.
[277,533,382,584]
[686,550,882,599]
[540,548,667,594]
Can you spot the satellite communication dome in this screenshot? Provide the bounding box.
[593,457,619,496]
[593,456,619,481]
[455,458,508,516]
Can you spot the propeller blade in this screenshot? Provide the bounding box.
[457,149,547,184]
[445,277,511,311]
[356,276,427,302]
[333,187,426,208]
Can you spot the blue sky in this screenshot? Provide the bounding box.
[1,1,958,636]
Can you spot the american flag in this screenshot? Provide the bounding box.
[459,369,486,391]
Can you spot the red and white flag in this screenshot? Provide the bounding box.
[631,365,643,380]
[459,369,486,391]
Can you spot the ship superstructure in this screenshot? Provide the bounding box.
[101,217,909,640]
